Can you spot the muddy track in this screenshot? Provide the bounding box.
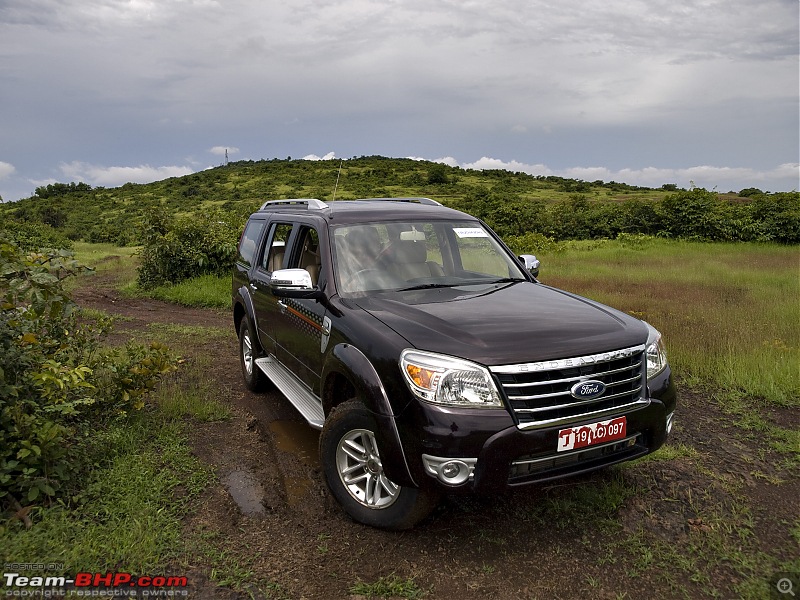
[72,277,799,600]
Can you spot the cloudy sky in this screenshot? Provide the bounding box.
[1,0,798,202]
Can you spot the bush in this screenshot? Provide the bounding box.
[505,232,564,255]
[0,220,73,251]
[137,208,244,288]
[0,236,177,511]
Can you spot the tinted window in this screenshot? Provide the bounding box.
[332,220,524,293]
[237,220,265,268]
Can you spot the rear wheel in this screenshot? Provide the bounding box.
[320,400,439,529]
[238,319,268,392]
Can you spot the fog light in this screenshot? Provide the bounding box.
[438,460,470,485]
[421,455,477,487]
[666,411,674,435]
[441,462,461,479]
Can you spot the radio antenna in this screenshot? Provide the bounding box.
[332,160,343,201]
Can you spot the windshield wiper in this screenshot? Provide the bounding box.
[396,282,460,291]
[398,278,525,292]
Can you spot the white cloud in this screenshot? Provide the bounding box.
[407,156,460,167]
[0,162,16,179]
[302,152,337,161]
[59,161,195,187]
[446,157,799,192]
[209,146,239,156]
[462,157,553,177]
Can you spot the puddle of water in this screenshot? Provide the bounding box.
[269,420,320,466]
[221,469,265,516]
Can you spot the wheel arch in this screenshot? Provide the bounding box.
[320,343,417,488]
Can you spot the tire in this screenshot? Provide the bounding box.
[319,400,439,530]
[238,318,268,392]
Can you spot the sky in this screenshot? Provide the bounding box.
[1,0,798,202]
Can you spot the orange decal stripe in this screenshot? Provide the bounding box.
[287,306,323,331]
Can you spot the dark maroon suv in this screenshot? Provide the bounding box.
[232,198,677,529]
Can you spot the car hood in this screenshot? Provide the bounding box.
[353,281,648,366]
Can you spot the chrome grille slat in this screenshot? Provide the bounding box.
[490,345,647,429]
[515,400,651,431]
[512,386,643,413]
[500,360,643,388]
[506,377,642,401]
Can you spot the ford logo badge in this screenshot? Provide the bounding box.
[570,380,606,400]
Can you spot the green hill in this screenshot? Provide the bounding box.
[0,156,797,247]
[0,157,668,242]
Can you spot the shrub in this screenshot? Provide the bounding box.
[0,236,177,511]
[505,232,564,255]
[0,220,73,251]
[137,208,244,288]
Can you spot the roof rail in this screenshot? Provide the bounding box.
[260,198,329,210]
[358,197,442,206]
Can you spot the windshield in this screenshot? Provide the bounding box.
[332,220,526,294]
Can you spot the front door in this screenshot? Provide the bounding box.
[266,224,328,394]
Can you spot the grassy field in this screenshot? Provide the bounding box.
[535,238,800,407]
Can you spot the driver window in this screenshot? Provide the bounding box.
[295,227,322,286]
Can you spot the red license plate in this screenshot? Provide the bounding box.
[557,416,627,452]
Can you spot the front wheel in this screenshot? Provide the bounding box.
[319,400,439,530]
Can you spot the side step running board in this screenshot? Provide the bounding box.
[255,356,325,430]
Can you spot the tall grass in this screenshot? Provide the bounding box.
[125,273,231,308]
[536,239,799,406]
[154,354,233,422]
[148,274,230,308]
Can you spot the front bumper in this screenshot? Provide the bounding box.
[394,366,677,494]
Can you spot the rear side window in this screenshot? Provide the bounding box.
[237,220,265,268]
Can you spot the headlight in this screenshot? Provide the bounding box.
[644,322,668,380]
[400,349,503,408]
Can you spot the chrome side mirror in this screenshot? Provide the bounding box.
[269,268,323,300]
[270,268,313,291]
[518,254,540,279]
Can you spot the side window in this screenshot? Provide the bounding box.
[237,220,265,268]
[262,223,293,272]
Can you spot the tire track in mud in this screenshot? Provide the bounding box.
[73,282,330,523]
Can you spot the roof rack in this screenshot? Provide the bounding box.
[358,197,442,206]
[260,198,329,210]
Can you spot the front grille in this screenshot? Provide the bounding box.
[490,345,648,430]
